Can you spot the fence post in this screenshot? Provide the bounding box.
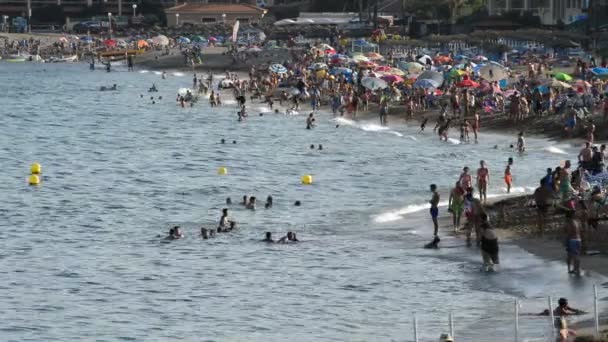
[548,296,555,339]
[594,284,600,339]
[515,299,520,342]
[413,315,419,342]
[449,312,455,339]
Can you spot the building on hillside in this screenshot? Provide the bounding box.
[486,0,589,25]
[165,3,267,26]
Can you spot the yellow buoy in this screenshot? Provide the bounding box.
[218,167,228,175]
[301,175,313,185]
[28,174,40,186]
[30,162,41,175]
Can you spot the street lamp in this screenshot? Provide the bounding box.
[132,4,137,17]
[175,13,179,26]
[222,13,226,23]
[108,12,112,38]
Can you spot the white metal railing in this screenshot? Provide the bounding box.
[408,285,605,342]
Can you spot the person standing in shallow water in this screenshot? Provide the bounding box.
[429,184,440,237]
[476,160,489,204]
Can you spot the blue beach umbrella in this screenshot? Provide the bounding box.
[413,79,440,89]
[176,37,190,44]
[80,36,94,44]
[269,63,288,74]
[329,67,353,76]
[592,67,608,79]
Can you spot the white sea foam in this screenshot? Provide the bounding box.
[335,118,403,137]
[172,72,185,77]
[373,188,535,223]
[138,70,149,73]
[447,138,461,145]
[222,100,237,105]
[543,146,568,155]
[153,71,162,75]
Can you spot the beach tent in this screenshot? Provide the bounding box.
[417,54,433,65]
[361,77,388,90]
[152,35,169,46]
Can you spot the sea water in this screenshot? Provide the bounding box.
[0,63,602,341]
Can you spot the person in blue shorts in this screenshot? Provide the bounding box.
[430,184,440,237]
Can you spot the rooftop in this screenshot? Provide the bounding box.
[165,3,266,14]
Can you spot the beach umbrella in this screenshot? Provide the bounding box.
[247,46,262,52]
[137,39,149,49]
[358,60,377,69]
[449,69,467,78]
[365,52,384,60]
[413,79,440,89]
[116,39,128,48]
[381,74,404,84]
[433,55,452,64]
[289,88,300,96]
[269,63,288,74]
[152,35,169,46]
[176,37,190,44]
[59,37,68,43]
[544,79,571,88]
[417,70,443,85]
[479,65,508,82]
[208,37,217,42]
[387,68,405,76]
[399,61,424,72]
[316,70,327,79]
[318,43,333,51]
[177,88,193,96]
[456,79,480,88]
[591,67,608,77]
[103,39,116,48]
[191,35,206,43]
[554,72,573,82]
[417,54,433,65]
[352,54,369,62]
[310,62,328,70]
[374,65,392,72]
[474,55,488,62]
[329,67,353,76]
[454,54,468,61]
[361,77,388,90]
[81,36,94,43]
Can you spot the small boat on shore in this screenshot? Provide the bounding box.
[48,55,78,63]
[5,53,43,62]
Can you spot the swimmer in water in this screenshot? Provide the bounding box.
[219,208,230,229]
[310,144,315,149]
[278,231,298,243]
[318,144,323,150]
[162,71,167,79]
[306,113,315,129]
[241,196,248,206]
[201,227,210,239]
[516,131,525,153]
[226,197,232,205]
[265,195,273,209]
[263,232,274,243]
[221,139,226,144]
[246,197,256,210]
[294,200,301,206]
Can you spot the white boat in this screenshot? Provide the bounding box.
[6,56,26,62]
[48,55,78,63]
